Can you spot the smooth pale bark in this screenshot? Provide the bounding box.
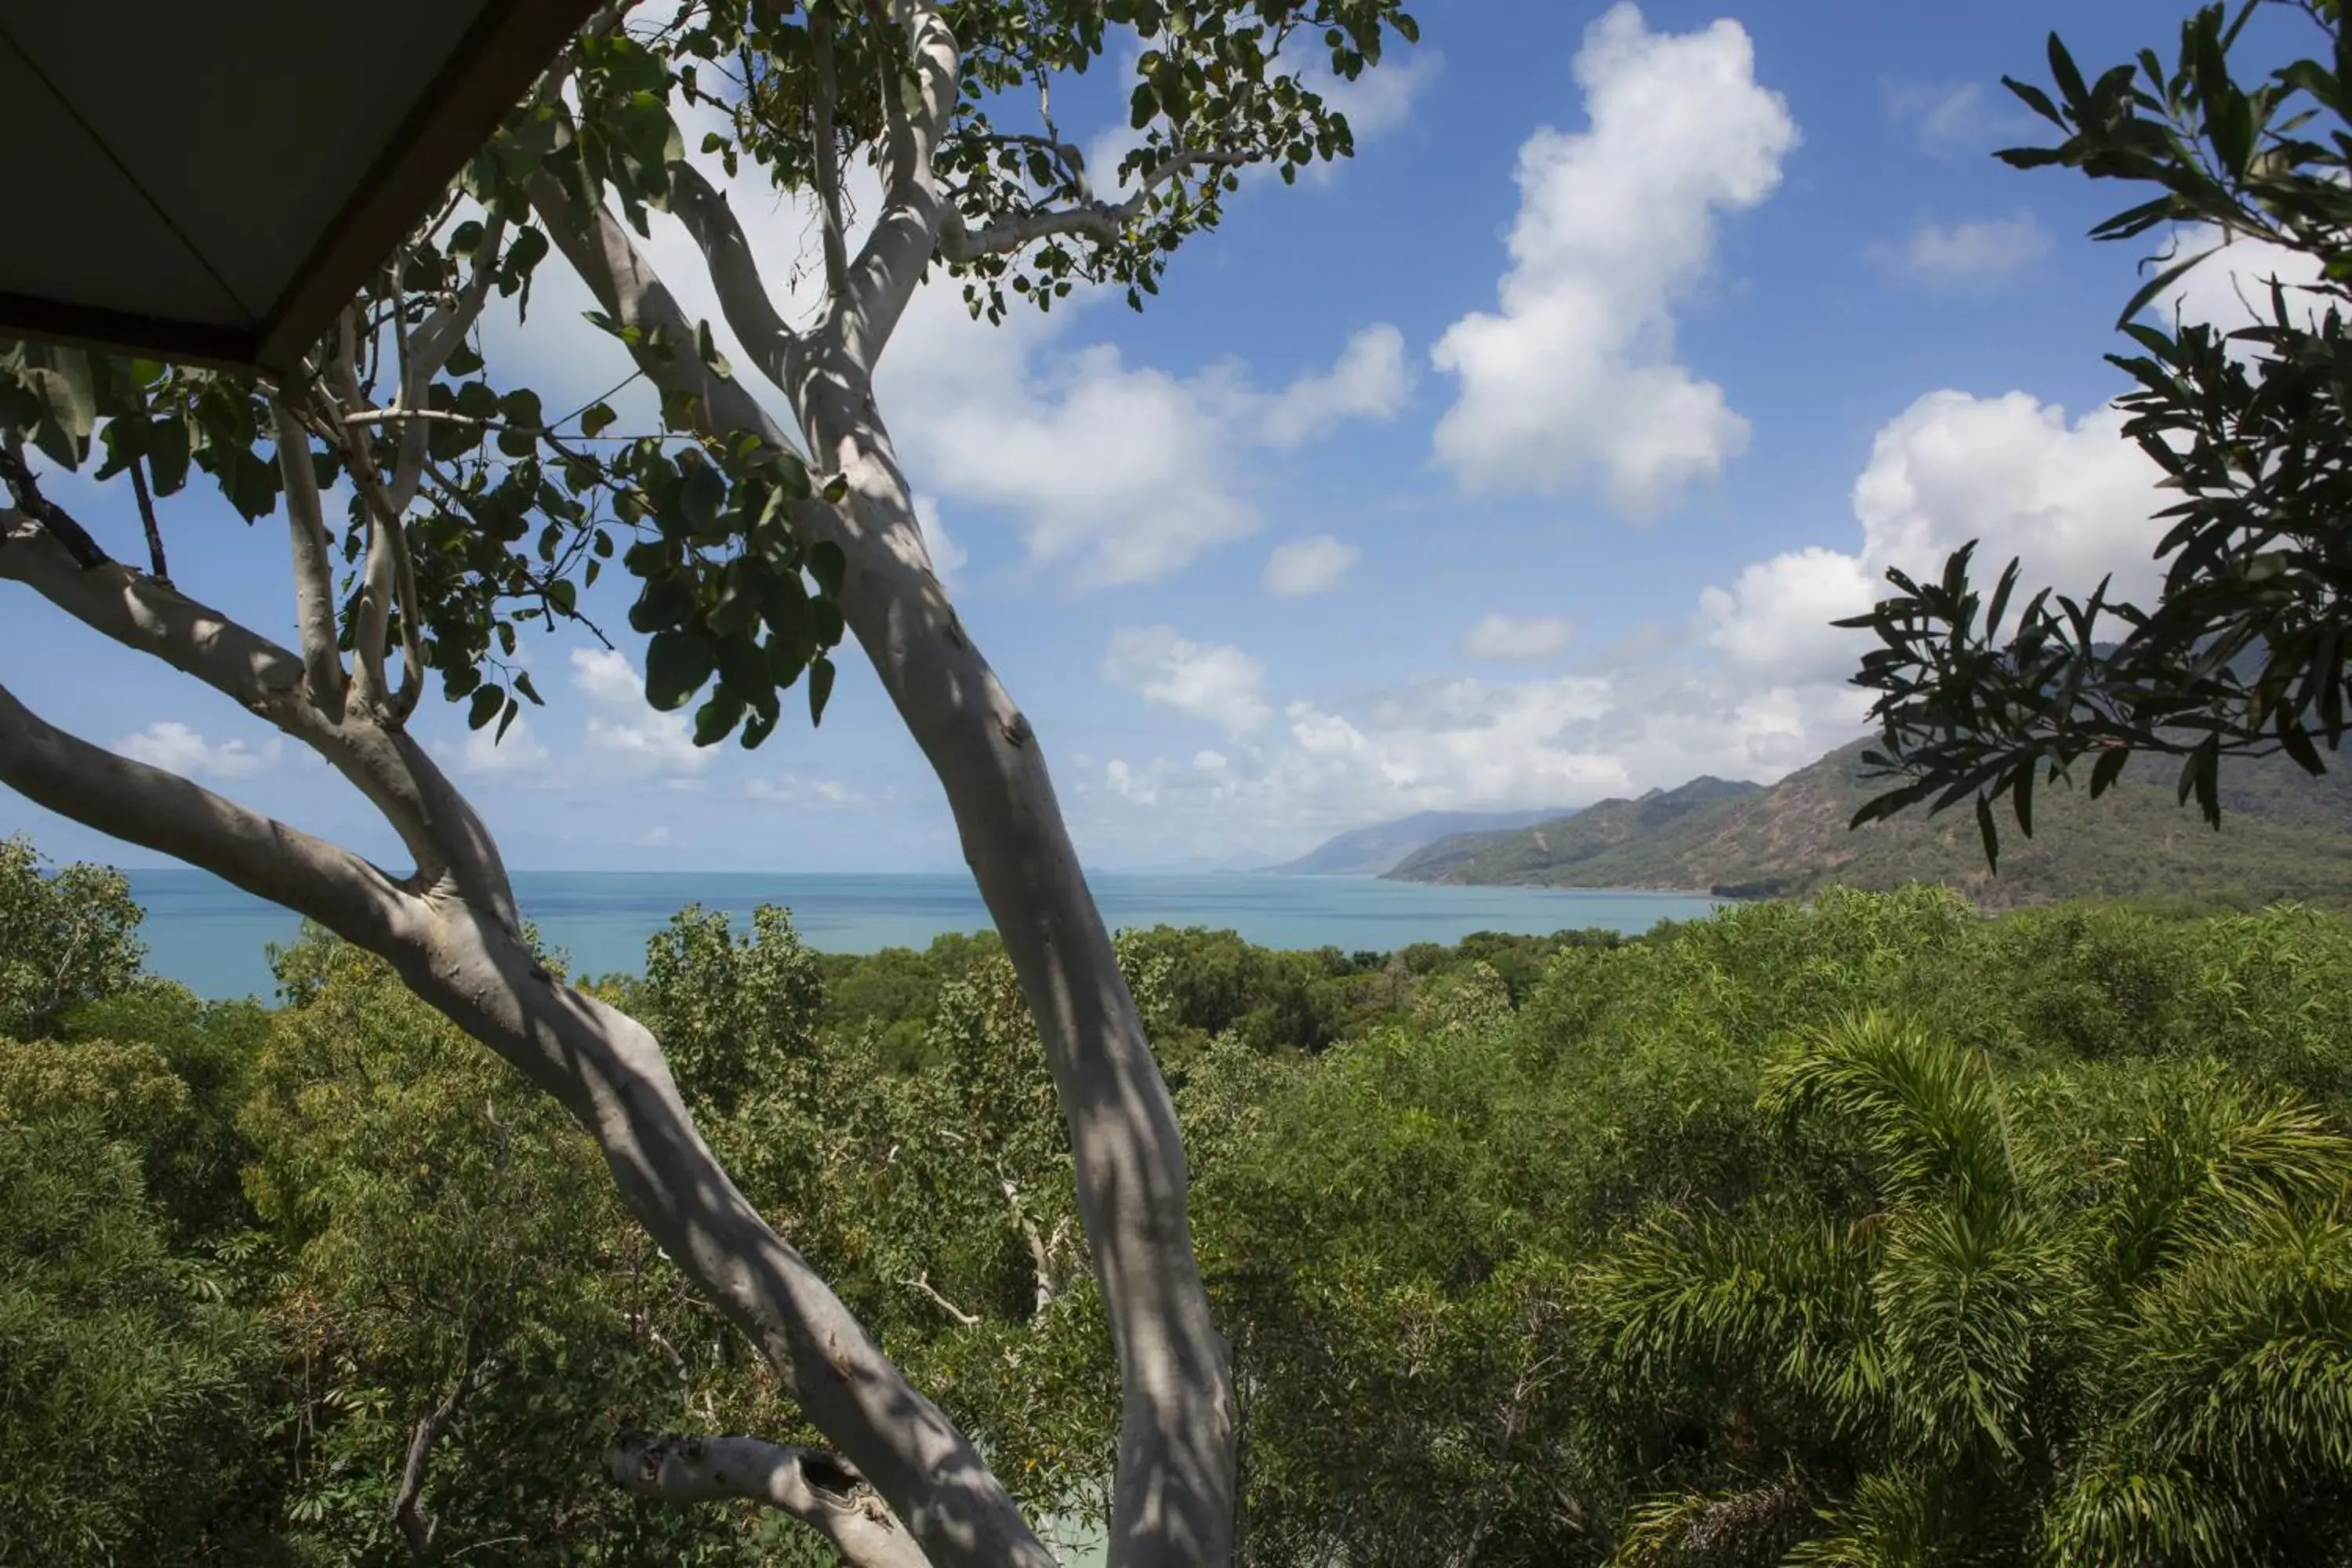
[534,181,1238,1566]
[610,1434,931,1568]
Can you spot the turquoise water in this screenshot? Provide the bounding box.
[125,869,1723,1002]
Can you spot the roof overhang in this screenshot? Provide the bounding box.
[0,0,602,376]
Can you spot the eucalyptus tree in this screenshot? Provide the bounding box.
[0,3,1417,1563]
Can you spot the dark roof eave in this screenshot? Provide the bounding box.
[0,0,604,378]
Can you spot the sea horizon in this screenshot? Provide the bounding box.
[122,866,1726,1003]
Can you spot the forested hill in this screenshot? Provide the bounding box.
[1268,804,1580,874]
[1387,739,2352,909]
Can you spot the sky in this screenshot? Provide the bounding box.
[2,0,2325,874]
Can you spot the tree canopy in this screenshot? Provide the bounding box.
[1842,0,2351,864]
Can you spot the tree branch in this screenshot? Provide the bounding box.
[394,1352,486,1563]
[273,399,350,713]
[324,321,428,718]
[0,513,516,925]
[611,1433,933,1568]
[811,13,852,297]
[837,0,962,366]
[410,212,510,387]
[0,441,111,569]
[662,162,808,405]
[537,172,1236,1568]
[0,681,411,949]
[901,1272,981,1328]
[936,147,1250,263]
[126,458,168,584]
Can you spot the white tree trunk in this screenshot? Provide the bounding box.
[530,180,1242,1563]
[792,358,1237,1566]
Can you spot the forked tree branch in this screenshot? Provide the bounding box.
[531,181,1054,1568]
[610,1433,933,1568]
[837,0,961,366]
[0,511,516,925]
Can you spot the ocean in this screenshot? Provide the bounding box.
[124,868,1724,1002]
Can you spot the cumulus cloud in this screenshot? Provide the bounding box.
[571,648,711,781]
[1263,534,1361,597]
[1102,626,1272,737]
[1257,325,1414,447]
[113,721,282,780]
[1698,390,2166,684]
[1073,644,1878,866]
[884,300,1413,588]
[1463,612,1574,662]
[1430,2,1797,510]
[1878,212,2050,291]
[2158,226,2330,342]
[449,717,552,779]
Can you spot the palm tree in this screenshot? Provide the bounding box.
[1592,1013,2352,1566]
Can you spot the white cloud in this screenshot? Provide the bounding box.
[1697,390,2166,685]
[1263,534,1361,597]
[1878,212,2050,291]
[884,298,1413,588]
[1257,325,1413,448]
[1102,626,1272,737]
[1105,757,1162,806]
[1430,3,1797,510]
[1073,651,1879,865]
[571,648,711,781]
[745,774,864,807]
[1697,548,1875,683]
[2159,226,2330,342]
[1882,81,2040,157]
[450,716,552,779]
[1308,49,1439,146]
[1463,612,1574,661]
[114,721,282,781]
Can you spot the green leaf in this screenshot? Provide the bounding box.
[679,459,726,536]
[695,319,732,378]
[692,688,745,746]
[629,573,697,634]
[644,630,717,710]
[467,684,506,731]
[808,655,837,727]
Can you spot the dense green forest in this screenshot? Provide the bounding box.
[1391,739,2352,910]
[7,831,2352,1564]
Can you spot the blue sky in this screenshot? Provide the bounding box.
[3,0,2313,873]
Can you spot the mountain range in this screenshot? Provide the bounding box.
[1374,738,2352,910]
[1266,805,1581,876]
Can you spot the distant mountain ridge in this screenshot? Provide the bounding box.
[1387,739,2352,910]
[1271,805,1582,877]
